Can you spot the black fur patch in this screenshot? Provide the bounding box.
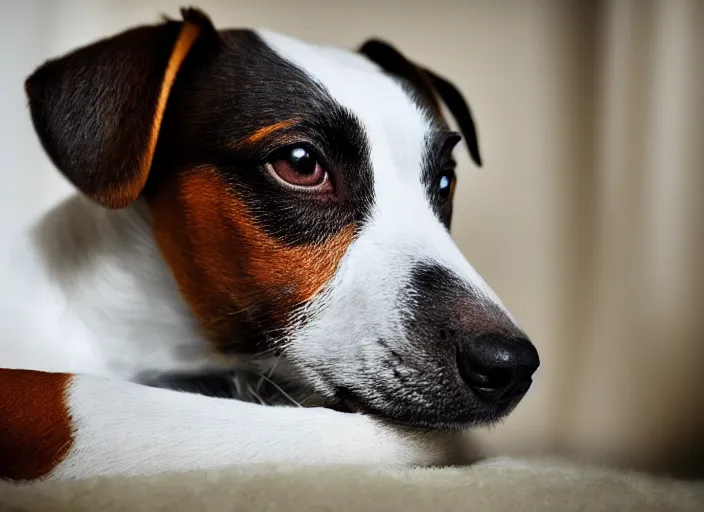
[421,132,462,229]
[149,30,375,246]
[404,262,522,342]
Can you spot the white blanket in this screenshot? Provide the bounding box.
[1,457,702,512]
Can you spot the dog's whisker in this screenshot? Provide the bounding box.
[246,382,266,405]
[255,354,281,396]
[247,347,278,359]
[267,355,281,379]
[254,374,267,398]
[299,393,319,406]
[255,372,303,407]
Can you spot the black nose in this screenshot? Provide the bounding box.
[457,334,540,403]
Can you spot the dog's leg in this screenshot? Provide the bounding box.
[0,369,463,481]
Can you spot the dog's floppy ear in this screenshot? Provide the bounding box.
[24,8,217,209]
[359,39,482,167]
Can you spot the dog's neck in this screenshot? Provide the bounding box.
[0,195,230,380]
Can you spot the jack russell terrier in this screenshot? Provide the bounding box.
[0,7,539,481]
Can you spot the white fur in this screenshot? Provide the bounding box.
[51,373,458,479]
[0,196,226,380]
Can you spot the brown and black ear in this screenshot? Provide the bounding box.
[24,8,217,209]
[358,39,482,168]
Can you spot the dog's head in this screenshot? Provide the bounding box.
[25,8,538,429]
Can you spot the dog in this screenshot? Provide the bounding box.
[0,7,539,481]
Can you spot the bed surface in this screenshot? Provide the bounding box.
[2,456,703,512]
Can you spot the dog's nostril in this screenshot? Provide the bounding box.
[486,367,513,390]
[462,363,512,389]
[465,365,490,386]
[457,334,539,404]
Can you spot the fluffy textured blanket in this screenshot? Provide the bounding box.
[1,457,702,512]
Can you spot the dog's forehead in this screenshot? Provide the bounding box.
[255,30,432,185]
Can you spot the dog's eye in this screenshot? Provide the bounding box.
[266,147,330,191]
[438,167,456,199]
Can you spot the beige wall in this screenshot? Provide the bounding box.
[1,0,702,476]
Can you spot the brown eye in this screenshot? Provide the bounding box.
[266,146,330,191]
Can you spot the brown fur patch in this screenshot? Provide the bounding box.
[238,120,295,147]
[149,167,356,343]
[0,369,73,481]
[99,20,202,209]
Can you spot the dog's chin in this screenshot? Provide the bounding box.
[322,387,524,431]
[147,366,523,431]
[243,361,525,431]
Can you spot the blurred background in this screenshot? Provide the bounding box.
[1,0,702,477]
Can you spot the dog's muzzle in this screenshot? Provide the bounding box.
[394,262,540,426]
